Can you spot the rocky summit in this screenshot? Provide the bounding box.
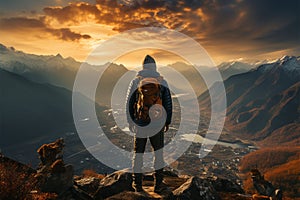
[0,139,252,200]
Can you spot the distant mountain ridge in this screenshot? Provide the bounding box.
[162,61,256,96]
[0,44,256,100]
[257,55,300,81]
[217,61,256,80]
[0,44,80,89]
[0,43,128,106]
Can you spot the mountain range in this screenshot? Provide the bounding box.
[1,44,299,197]
[199,55,300,146]
[1,44,299,148]
[197,56,300,198]
[0,44,256,100]
[217,61,257,80]
[0,44,128,106]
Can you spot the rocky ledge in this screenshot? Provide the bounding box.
[0,139,252,200]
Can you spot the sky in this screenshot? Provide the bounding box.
[0,0,299,66]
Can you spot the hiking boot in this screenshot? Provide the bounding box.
[133,185,145,193]
[154,181,170,194]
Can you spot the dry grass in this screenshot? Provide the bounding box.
[0,159,37,200]
[82,169,105,179]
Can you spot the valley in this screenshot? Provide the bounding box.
[0,44,299,198]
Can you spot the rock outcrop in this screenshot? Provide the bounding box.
[1,139,250,200]
[173,176,220,200]
[35,138,74,194]
[37,138,64,166]
[210,177,244,194]
[93,169,134,199]
[74,169,247,200]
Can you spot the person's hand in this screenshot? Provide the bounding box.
[164,124,169,132]
[129,123,136,133]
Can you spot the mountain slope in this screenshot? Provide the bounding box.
[0,44,80,89]
[163,61,254,96]
[199,56,300,145]
[0,68,75,145]
[0,68,111,173]
[218,61,255,80]
[0,44,128,106]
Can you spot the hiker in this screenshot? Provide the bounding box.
[251,169,282,200]
[125,55,172,193]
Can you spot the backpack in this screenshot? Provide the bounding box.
[134,76,164,123]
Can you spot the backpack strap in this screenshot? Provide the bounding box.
[156,76,163,82]
[157,76,164,99]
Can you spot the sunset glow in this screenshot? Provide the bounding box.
[0,0,299,65]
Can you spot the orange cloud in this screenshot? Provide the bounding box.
[0,17,91,41]
[1,0,299,63]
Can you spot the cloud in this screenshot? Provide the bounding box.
[43,2,100,24]
[39,0,299,61]
[3,0,300,46]
[1,0,299,62]
[43,2,165,31]
[0,17,91,41]
[48,27,91,41]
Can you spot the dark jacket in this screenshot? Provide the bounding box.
[126,69,172,126]
[253,179,276,197]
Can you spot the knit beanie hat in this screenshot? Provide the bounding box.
[143,55,156,71]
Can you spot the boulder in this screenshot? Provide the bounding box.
[173,176,220,200]
[51,159,66,173]
[37,138,64,167]
[210,177,244,193]
[75,176,101,194]
[39,164,74,194]
[106,191,157,200]
[93,169,134,199]
[35,139,74,195]
[71,185,95,200]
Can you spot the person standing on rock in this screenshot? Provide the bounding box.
[251,169,283,200]
[126,55,172,193]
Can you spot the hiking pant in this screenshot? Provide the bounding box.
[132,129,164,187]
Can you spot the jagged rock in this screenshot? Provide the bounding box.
[39,164,74,194]
[173,176,220,200]
[51,159,66,173]
[75,176,101,194]
[71,186,95,200]
[210,177,244,193]
[0,139,257,200]
[35,139,74,195]
[106,191,157,200]
[93,169,134,199]
[37,138,64,167]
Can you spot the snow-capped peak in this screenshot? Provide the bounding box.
[257,55,300,80]
[280,56,300,71]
